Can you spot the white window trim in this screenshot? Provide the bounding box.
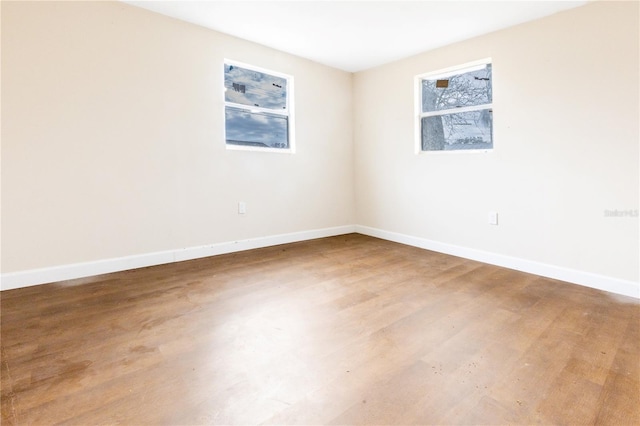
[414,58,493,155]
[224,59,296,154]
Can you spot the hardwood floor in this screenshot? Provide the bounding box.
[2,234,639,425]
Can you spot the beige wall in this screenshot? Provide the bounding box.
[354,1,639,282]
[2,1,638,289]
[1,1,354,272]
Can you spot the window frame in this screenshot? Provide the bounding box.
[223,59,295,154]
[414,58,493,154]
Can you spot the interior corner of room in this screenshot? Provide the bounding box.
[1,0,638,299]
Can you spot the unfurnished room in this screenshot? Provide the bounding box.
[1,0,638,424]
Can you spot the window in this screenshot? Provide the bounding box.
[416,60,493,152]
[224,60,294,152]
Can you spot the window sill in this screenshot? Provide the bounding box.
[226,144,295,154]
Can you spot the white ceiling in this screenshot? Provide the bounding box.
[122,0,590,72]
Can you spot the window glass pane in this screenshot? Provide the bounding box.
[421,109,492,151]
[225,107,288,149]
[422,64,492,113]
[224,64,287,110]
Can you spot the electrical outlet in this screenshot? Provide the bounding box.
[238,202,246,214]
[488,211,498,225]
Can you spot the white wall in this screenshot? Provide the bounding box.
[1,1,354,274]
[354,1,639,288]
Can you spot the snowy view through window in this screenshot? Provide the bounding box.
[224,63,290,149]
[420,63,493,151]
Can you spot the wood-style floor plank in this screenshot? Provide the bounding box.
[1,234,638,425]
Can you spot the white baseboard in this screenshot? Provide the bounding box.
[0,225,356,291]
[3,224,638,300]
[355,225,640,300]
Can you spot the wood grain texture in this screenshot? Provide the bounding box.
[1,234,638,425]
